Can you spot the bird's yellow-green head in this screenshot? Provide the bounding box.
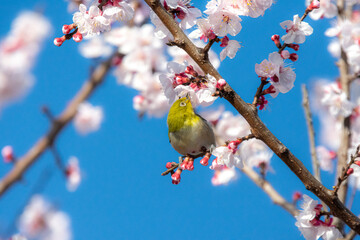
[167,96,199,133]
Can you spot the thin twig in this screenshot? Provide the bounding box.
[50,145,66,174]
[162,163,179,176]
[5,167,54,237]
[252,79,268,107]
[302,85,321,182]
[0,54,115,197]
[333,145,360,195]
[241,165,298,217]
[203,37,219,54]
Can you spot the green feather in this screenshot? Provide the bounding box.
[167,97,200,133]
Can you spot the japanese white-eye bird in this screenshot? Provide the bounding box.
[167,96,216,158]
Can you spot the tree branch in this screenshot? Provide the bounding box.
[0,55,114,197]
[302,85,321,182]
[241,165,298,217]
[144,0,360,233]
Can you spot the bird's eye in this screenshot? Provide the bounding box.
[180,102,186,107]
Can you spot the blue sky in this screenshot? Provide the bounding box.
[0,0,355,240]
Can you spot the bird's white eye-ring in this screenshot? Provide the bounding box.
[180,102,186,107]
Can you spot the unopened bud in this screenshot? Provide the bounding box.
[288,44,300,51]
[73,32,83,42]
[216,79,227,90]
[347,168,354,175]
[54,36,65,47]
[171,169,182,185]
[166,162,173,169]
[200,152,211,166]
[292,191,302,202]
[271,34,281,47]
[185,65,198,77]
[2,146,14,163]
[62,24,73,34]
[354,160,360,167]
[186,160,194,171]
[307,0,320,11]
[289,53,299,62]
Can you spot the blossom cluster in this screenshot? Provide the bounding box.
[17,195,72,240]
[200,107,273,185]
[295,195,342,240]
[253,12,314,109]
[55,0,135,46]
[0,11,51,112]
[159,62,220,107]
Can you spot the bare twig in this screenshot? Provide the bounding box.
[50,145,66,174]
[252,79,268,108]
[241,165,298,217]
[144,0,360,233]
[162,162,179,176]
[333,146,360,195]
[0,55,114,196]
[302,85,321,182]
[203,37,219,55]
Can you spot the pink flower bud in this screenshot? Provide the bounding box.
[289,53,299,62]
[171,169,182,185]
[271,34,281,47]
[166,162,173,169]
[2,146,14,163]
[54,36,65,47]
[271,34,280,41]
[329,151,337,159]
[73,32,83,42]
[288,44,300,51]
[62,25,71,34]
[292,191,302,202]
[216,79,227,90]
[347,168,354,175]
[186,161,194,171]
[180,157,189,170]
[220,36,229,47]
[355,160,360,167]
[174,73,190,85]
[200,155,210,166]
[308,0,320,10]
[281,50,290,59]
[133,95,145,105]
[185,65,198,77]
